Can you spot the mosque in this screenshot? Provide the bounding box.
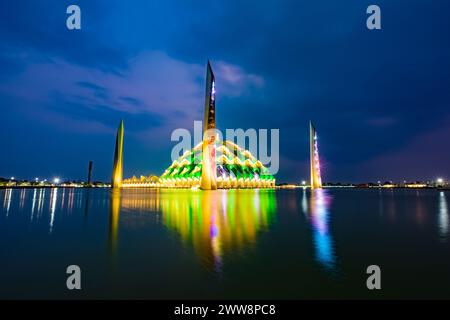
[112,61,277,189]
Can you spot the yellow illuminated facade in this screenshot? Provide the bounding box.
[405,183,427,188]
[122,175,161,187]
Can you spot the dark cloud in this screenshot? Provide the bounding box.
[119,96,141,106]
[0,0,128,73]
[0,0,449,182]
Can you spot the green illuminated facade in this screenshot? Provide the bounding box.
[160,140,275,188]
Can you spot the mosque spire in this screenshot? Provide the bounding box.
[111,120,124,189]
[200,61,217,190]
[310,121,322,189]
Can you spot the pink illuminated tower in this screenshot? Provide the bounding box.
[310,121,322,189]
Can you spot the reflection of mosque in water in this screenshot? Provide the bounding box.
[109,189,277,271]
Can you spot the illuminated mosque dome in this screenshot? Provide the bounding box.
[120,61,276,189]
[160,140,276,189]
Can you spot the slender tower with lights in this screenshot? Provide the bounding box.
[111,120,124,189]
[200,61,217,190]
[310,121,322,189]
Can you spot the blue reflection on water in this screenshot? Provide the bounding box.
[308,189,336,270]
[439,191,448,242]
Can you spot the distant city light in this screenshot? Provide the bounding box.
[53,177,60,184]
[10,177,15,180]
[437,178,444,184]
[301,180,306,185]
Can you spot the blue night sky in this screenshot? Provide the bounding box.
[1,0,450,183]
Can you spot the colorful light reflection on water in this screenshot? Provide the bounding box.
[303,189,336,271]
[1,187,450,299]
[111,189,276,272]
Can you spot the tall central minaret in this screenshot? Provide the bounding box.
[111,120,124,189]
[310,121,322,189]
[200,61,217,190]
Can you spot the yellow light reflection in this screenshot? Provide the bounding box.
[4,189,13,217]
[109,189,121,258]
[119,189,276,272]
[19,189,26,210]
[49,188,58,233]
[31,189,37,221]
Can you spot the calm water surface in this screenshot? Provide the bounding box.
[0,187,449,299]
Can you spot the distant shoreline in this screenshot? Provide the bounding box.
[0,185,449,191]
[0,185,109,189]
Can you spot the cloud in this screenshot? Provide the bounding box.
[214,61,264,96]
[33,111,114,135]
[359,116,450,181]
[0,49,264,145]
[0,1,128,73]
[366,116,397,127]
[2,0,450,181]
[76,81,108,92]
